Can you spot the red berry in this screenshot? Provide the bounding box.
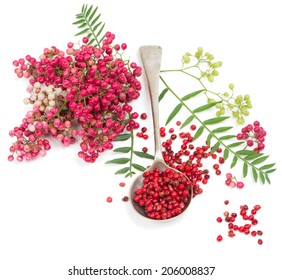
[190,124,196,130]
[217,235,223,242]
[142,147,148,153]
[119,182,126,187]
[140,113,147,120]
[224,200,229,205]
[106,196,112,203]
[258,239,263,245]
[216,217,223,223]
[176,121,181,126]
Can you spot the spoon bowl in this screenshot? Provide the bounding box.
[129,46,192,221]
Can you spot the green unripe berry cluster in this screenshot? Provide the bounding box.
[181,47,222,83]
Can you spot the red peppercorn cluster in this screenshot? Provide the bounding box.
[9,32,142,163]
[160,125,225,197]
[236,121,266,152]
[133,167,191,220]
[216,201,263,245]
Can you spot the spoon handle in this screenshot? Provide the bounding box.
[139,46,163,160]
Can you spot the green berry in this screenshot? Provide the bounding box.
[218,61,223,67]
[229,83,234,90]
[207,74,214,82]
[207,98,215,104]
[216,110,221,117]
[182,55,190,64]
[228,103,235,109]
[237,117,245,125]
[212,70,219,76]
[232,111,238,118]
[244,94,250,100]
[223,92,229,97]
[220,108,225,115]
[215,103,221,109]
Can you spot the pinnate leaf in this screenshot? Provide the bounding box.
[223,148,229,160]
[251,155,269,165]
[259,172,265,184]
[132,163,146,172]
[166,103,182,125]
[212,126,233,133]
[230,155,238,168]
[219,135,236,140]
[105,158,130,164]
[75,28,89,36]
[134,151,154,160]
[115,167,130,174]
[206,133,213,146]
[243,162,248,177]
[180,115,194,129]
[252,167,258,182]
[181,89,204,101]
[193,125,204,141]
[113,147,131,153]
[259,163,276,170]
[244,152,263,160]
[210,142,220,154]
[193,101,220,113]
[227,141,244,148]
[203,116,229,125]
[159,88,168,102]
[113,134,131,141]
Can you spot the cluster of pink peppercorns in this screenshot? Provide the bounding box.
[225,173,244,188]
[236,121,266,152]
[9,32,142,163]
[216,200,263,245]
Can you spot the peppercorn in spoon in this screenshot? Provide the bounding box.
[129,46,192,220]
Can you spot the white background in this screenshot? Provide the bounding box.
[0,0,281,279]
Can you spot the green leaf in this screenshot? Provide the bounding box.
[259,172,265,184]
[88,38,95,46]
[113,147,131,153]
[82,4,87,13]
[223,148,229,160]
[244,152,263,161]
[113,134,131,141]
[230,155,238,168]
[133,151,154,160]
[93,22,102,32]
[181,89,204,101]
[251,155,269,165]
[159,88,168,102]
[236,150,254,156]
[266,168,276,173]
[193,101,220,113]
[180,115,194,129]
[73,19,85,25]
[243,162,248,177]
[78,22,87,29]
[265,174,271,184]
[166,103,182,125]
[88,6,98,22]
[75,28,89,36]
[105,158,130,164]
[86,5,93,17]
[219,135,236,140]
[212,126,233,133]
[227,141,244,148]
[210,142,220,154]
[115,167,130,174]
[90,13,101,27]
[75,14,84,19]
[193,125,204,141]
[125,171,136,178]
[132,163,146,172]
[206,133,212,146]
[252,167,258,182]
[203,116,230,125]
[96,23,106,38]
[259,163,276,170]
